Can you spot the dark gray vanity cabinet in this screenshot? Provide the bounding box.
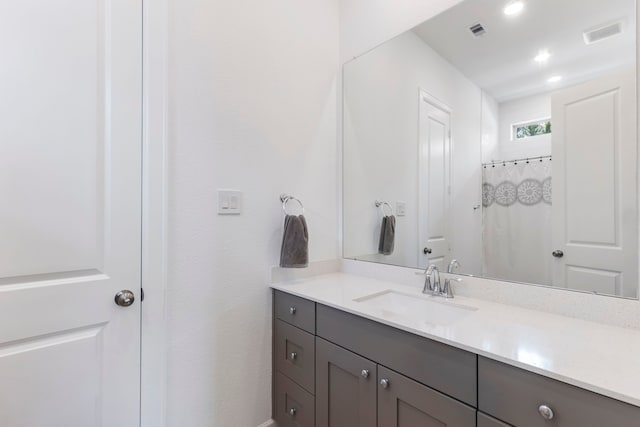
[377,365,476,426]
[273,291,317,427]
[478,356,640,427]
[315,338,377,427]
[315,335,475,427]
[272,289,640,427]
[316,304,477,407]
[477,412,512,427]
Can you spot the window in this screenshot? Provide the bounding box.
[512,119,552,140]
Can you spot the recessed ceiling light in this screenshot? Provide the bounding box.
[504,1,524,16]
[534,50,551,63]
[547,75,562,83]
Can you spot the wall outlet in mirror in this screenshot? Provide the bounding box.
[396,201,406,217]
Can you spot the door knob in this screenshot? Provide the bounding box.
[552,250,564,258]
[423,248,432,255]
[360,369,370,379]
[115,290,135,307]
[380,378,390,389]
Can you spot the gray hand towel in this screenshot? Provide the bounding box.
[280,214,309,268]
[378,215,395,255]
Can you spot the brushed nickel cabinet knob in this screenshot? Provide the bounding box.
[538,404,554,420]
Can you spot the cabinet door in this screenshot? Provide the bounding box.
[316,338,377,427]
[478,412,512,427]
[378,366,475,427]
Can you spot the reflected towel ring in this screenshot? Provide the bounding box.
[375,200,393,216]
[280,194,305,215]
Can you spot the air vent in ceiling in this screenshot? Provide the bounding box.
[583,21,623,45]
[469,23,486,37]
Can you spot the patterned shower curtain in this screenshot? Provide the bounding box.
[482,159,553,285]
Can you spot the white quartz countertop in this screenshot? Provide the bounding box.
[271,272,640,407]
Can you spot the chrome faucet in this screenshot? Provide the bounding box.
[447,259,460,273]
[423,264,455,299]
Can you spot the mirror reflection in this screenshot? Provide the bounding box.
[343,0,638,298]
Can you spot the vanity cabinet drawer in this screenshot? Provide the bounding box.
[274,290,316,334]
[478,357,640,426]
[275,371,315,427]
[316,304,477,406]
[275,319,315,393]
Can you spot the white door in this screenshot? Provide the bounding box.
[418,93,452,270]
[551,68,638,297]
[0,0,142,426]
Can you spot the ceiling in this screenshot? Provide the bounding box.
[413,0,636,102]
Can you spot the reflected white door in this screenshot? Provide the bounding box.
[418,93,451,270]
[0,0,142,426]
[551,68,638,297]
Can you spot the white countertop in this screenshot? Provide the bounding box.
[271,272,640,407]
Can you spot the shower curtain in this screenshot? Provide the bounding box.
[482,160,552,285]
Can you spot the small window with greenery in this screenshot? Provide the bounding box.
[512,119,552,140]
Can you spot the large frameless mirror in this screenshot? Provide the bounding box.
[343,0,639,298]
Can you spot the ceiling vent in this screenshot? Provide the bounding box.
[469,23,486,37]
[583,21,623,45]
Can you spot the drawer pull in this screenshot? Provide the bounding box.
[288,408,297,417]
[289,352,298,361]
[361,369,370,379]
[289,306,297,315]
[538,404,554,420]
[380,378,390,389]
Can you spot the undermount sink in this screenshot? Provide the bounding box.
[353,290,477,326]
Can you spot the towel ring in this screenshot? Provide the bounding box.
[375,200,393,216]
[280,194,305,215]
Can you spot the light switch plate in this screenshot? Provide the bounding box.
[396,201,406,217]
[218,190,242,215]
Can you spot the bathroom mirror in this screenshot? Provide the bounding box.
[343,0,639,298]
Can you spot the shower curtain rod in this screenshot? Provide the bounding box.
[482,155,551,167]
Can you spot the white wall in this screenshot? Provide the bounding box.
[343,31,483,274]
[339,0,464,62]
[165,0,339,425]
[481,92,500,164]
[497,93,552,161]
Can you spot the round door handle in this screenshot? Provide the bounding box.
[361,369,370,379]
[423,248,432,255]
[380,379,390,389]
[288,408,297,417]
[289,352,297,361]
[552,250,564,258]
[115,290,135,307]
[289,306,297,315]
[538,404,554,420]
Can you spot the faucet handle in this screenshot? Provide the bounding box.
[442,278,454,299]
[423,274,435,293]
[422,265,439,294]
